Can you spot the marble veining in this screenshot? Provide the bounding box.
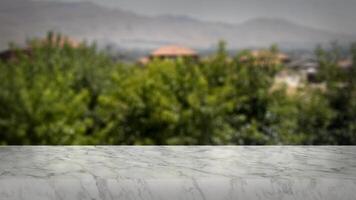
[0,146,356,200]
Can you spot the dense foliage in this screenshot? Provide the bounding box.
[0,35,355,144]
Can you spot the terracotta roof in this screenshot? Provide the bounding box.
[138,57,150,65]
[151,45,197,57]
[240,50,290,65]
[250,50,289,61]
[338,59,353,69]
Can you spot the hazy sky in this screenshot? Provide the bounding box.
[36,0,356,34]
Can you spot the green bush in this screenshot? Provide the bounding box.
[0,35,355,145]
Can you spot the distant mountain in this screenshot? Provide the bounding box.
[0,0,354,50]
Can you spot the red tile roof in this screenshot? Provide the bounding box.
[151,45,197,57]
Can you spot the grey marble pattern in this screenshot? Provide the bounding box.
[0,146,355,200]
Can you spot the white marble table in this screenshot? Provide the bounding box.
[0,147,355,200]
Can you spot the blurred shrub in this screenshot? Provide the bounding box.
[0,35,355,144]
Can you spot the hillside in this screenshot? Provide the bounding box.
[0,0,354,50]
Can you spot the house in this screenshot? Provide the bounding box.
[138,45,199,65]
[240,50,291,66]
[0,49,31,62]
[272,70,304,95]
[288,57,354,83]
[337,58,353,70]
[0,34,80,62]
[150,45,198,59]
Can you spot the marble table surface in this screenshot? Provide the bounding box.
[0,146,355,200]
